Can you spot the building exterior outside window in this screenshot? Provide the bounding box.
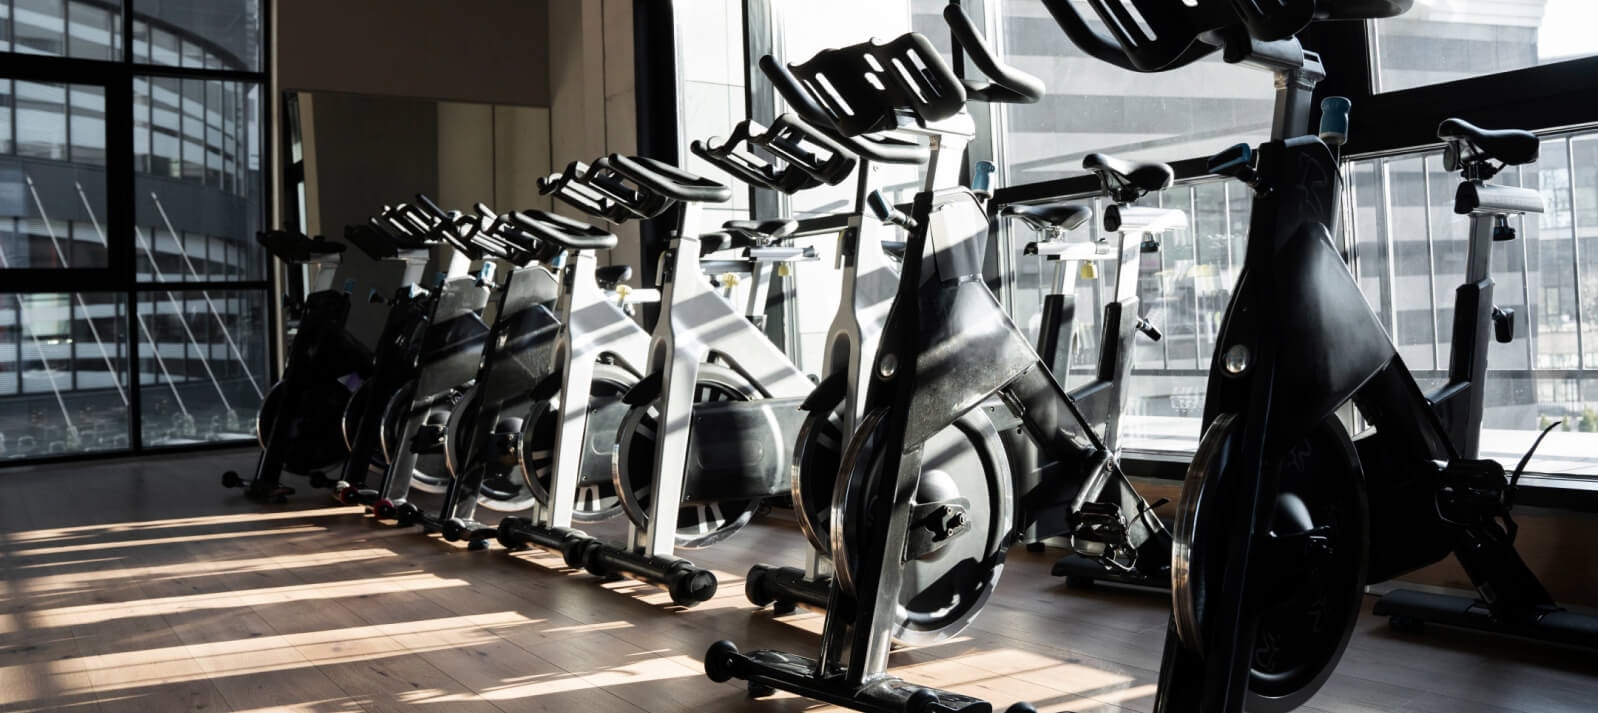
[0,0,267,461]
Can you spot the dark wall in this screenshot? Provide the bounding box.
[277,0,551,106]
[306,92,438,344]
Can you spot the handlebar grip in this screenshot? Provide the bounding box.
[1039,0,1218,73]
[510,209,620,250]
[944,3,1044,104]
[759,113,859,185]
[606,154,732,204]
[538,161,588,196]
[759,54,838,131]
[1039,0,1142,71]
[690,133,788,193]
[414,193,450,219]
[840,132,930,166]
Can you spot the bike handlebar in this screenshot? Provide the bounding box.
[511,209,619,251]
[691,115,859,194]
[758,114,859,184]
[1038,0,1219,73]
[944,3,1044,104]
[604,154,732,204]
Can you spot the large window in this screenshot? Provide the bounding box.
[1372,0,1598,93]
[0,0,267,462]
[998,0,1274,183]
[736,1,1598,478]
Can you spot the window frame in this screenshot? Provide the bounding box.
[0,0,273,467]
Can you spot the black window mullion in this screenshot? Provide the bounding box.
[120,0,131,64]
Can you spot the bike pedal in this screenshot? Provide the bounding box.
[1435,459,1510,527]
[1067,502,1135,571]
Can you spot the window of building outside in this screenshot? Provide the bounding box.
[1372,0,1598,93]
[0,0,267,461]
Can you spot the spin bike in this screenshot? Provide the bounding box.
[378,202,565,546]
[366,202,503,525]
[496,155,820,574]
[494,157,797,570]
[1043,1,1595,712]
[332,212,444,503]
[687,112,919,615]
[704,7,1171,712]
[224,230,371,503]
[1369,120,1598,646]
[996,155,1185,588]
[504,154,816,606]
[423,206,641,549]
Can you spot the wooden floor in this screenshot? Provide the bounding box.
[1,449,1593,713]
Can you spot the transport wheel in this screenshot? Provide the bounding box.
[831,407,1011,645]
[790,388,848,555]
[612,363,763,548]
[520,364,636,522]
[1173,414,1368,713]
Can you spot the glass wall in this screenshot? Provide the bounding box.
[0,0,267,462]
[741,1,1598,476]
[1373,0,1598,93]
[0,291,126,457]
[999,0,1274,184]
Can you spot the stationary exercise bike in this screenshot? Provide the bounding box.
[379,205,576,547]
[687,112,923,615]
[224,230,370,503]
[1043,2,1593,712]
[994,155,1185,587]
[495,159,807,584]
[564,154,818,606]
[332,211,445,503]
[367,204,504,525]
[705,7,1173,712]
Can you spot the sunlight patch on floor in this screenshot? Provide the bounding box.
[24,572,470,627]
[10,547,400,595]
[5,525,331,557]
[3,507,359,543]
[15,612,538,696]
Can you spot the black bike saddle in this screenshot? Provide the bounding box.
[344,223,430,260]
[1439,118,1539,166]
[595,265,633,290]
[1084,153,1174,194]
[256,230,345,263]
[1000,202,1093,232]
